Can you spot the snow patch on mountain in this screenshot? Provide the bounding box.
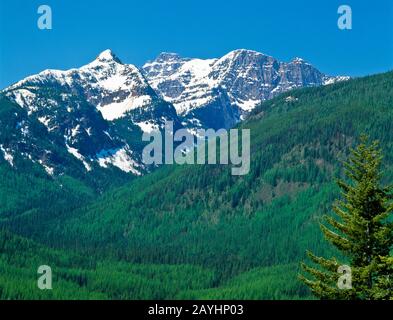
[38,116,51,129]
[323,75,351,85]
[9,89,37,114]
[66,144,92,171]
[38,159,54,175]
[0,145,14,167]
[96,146,141,175]
[98,95,152,121]
[136,121,159,133]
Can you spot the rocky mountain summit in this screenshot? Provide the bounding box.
[1,50,181,178]
[143,49,348,128]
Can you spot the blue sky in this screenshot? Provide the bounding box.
[0,0,392,89]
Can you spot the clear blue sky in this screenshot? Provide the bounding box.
[0,0,392,89]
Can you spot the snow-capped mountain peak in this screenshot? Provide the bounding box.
[96,49,122,64]
[7,50,156,121]
[1,50,181,177]
[143,49,349,121]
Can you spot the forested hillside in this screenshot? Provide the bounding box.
[1,71,392,299]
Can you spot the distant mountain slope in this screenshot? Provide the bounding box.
[143,49,348,129]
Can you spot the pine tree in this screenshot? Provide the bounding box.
[300,135,393,299]
[371,256,393,299]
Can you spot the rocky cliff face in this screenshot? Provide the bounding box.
[143,49,348,128]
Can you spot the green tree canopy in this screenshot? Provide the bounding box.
[300,135,393,299]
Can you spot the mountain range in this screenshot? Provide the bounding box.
[1,49,348,181]
[143,49,348,128]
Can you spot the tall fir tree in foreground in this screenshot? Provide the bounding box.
[300,135,393,299]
